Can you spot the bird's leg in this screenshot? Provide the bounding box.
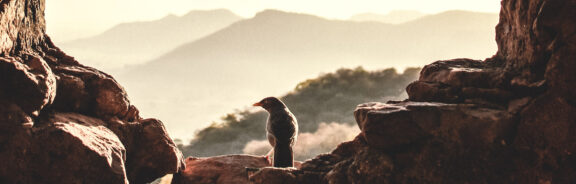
[264,148,274,165]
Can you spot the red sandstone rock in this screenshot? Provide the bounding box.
[249,167,299,184]
[406,81,460,103]
[497,0,576,90]
[0,56,56,116]
[406,58,513,104]
[171,155,307,184]
[172,155,271,184]
[123,118,186,183]
[417,59,502,88]
[354,102,515,150]
[48,59,130,120]
[34,113,129,183]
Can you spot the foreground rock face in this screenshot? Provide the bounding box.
[173,0,576,183]
[172,155,304,184]
[0,0,184,183]
[173,155,271,184]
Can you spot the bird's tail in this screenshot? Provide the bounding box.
[274,142,293,167]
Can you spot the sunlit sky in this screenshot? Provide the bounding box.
[45,0,501,41]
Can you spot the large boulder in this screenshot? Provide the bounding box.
[172,155,308,184]
[172,155,271,184]
[354,102,515,150]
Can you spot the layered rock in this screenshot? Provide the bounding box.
[173,155,271,184]
[0,0,184,183]
[174,0,576,183]
[172,155,306,184]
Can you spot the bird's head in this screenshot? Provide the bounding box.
[253,97,286,110]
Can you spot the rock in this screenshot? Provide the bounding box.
[327,145,394,184]
[0,113,128,184]
[406,81,460,103]
[0,103,34,128]
[299,153,342,173]
[497,0,576,102]
[496,0,576,89]
[249,167,299,184]
[0,0,183,183]
[0,56,57,116]
[460,87,513,102]
[0,0,48,55]
[406,58,513,104]
[172,155,271,184]
[354,102,515,150]
[121,118,186,183]
[417,58,502,88]
[354,102,432,149]
[247,165,321,184]
[171,154,310,184]
[49,61,130,120]
[51,73,91,113]
[512,93,576,183]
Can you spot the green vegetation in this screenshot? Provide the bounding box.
[180,67,421,157]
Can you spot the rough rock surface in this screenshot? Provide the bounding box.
[173,0,576,183]
[0,0,184,183]
[172,155,272,184]
[172,155,303,184]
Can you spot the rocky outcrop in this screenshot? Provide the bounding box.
[173,155,271,184]
[172,155,304,184]
[0,0,184,183]
[174,0,576,183]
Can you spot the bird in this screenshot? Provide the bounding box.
[253,97,298,167]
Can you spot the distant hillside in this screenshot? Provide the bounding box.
[180,67,421,159]
[350,10,427,24]
[59,9,242,69]
[117,9,499,140]
[135,9,497,73]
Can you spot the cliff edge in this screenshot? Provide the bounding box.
[0,0,184,183]
[173,0,576,183]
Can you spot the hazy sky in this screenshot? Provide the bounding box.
[45,0,501,41]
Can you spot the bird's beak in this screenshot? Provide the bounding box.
[253,102,262,106]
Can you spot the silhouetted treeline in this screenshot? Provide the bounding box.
[180,67,421,157]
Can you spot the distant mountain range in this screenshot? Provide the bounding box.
[350,10,427,24]
[129,9,497,78]
[112,9,499,139]
[59,9,242,69]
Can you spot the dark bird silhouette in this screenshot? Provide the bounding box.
[253,97,298,167]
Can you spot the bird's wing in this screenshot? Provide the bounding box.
[267,112,297,144]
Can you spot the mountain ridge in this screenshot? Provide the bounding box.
[59,9,243,69]
[140,9,497,70]
[350,10,427,24]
